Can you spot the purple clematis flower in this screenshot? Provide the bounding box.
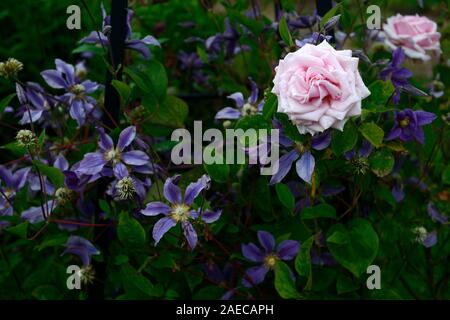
[202,262,242,300]
[295,32,332,48]
[106,161,149,201]
[80,5,160,60]
[141,175,221,250]
[15,82,56,125]
[62,235,100,266]
[241,230,299,287]
[385,109,436,144]
[269,130,331,185]
[178,51,203,70]
[215,77,264,120]
[77,126,149,179]
[427,202,448,224]
[380,48,412,105]
[41,59,100,126]
[0,166,30,217]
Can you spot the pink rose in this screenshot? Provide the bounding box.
[383,14,441,61]
[272,41,370,135]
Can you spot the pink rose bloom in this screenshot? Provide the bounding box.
[383,14,441,61]
[272,40,370,135]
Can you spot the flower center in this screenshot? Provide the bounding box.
[55,187,73,205]
[264,253,279,269]
[399,117,410,128]
[241,103,258,116]
[170,204,191,222]
[116,177,136,200]
[104,147,121,163]
[70,84,86,96]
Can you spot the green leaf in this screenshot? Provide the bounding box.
[363,81,395,113]
[262,93,277,120]
[331,121,358,156]
[295,236,314,290]
[369,149,394,177]
[228,10,265,35]
[274,261,301,299]
[6,222,28,238]
[120,264,163,298]
[319,3,342,28]
[276,183,295,210]
[71,44,104,55]
[1,142,26,157]
[279,16,294,47]
[117,212,146,248]
[145,95,188,129]
[0,93,16,113]
[124,67,151,93]
[442,164,450,185]
[144,60,168,101]
[112,80,131,103]
[99,199,111,215]
[327,218,379,276]
[301,203,337,220]
[275,112,302,142]
[204,163,229,184]
[337,274,359,294]
[359,122,384,148]
[38,130,46,149]
[32,160,64,188]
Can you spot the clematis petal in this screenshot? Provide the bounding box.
[40,70,67,89]
[77,152,106,175]
[227,92,245,108]
[122,150,149,165]
[201,209,222,223]
[277,240,300,260]
[70,99,86,127]
[241,243,265,262]
[117,126,136,151]
[257,230,275,253]
[97,128,114,151]
[296,151,315,184]
[415,110,436,125]
[55,59,75,85]
[215,107,241,120]
[141,201,171,216]
[182,221,198,250]
[184,174,210,205]
[152,217,177,245]
[113,162,129,179]
[311,130,331,150]
[242,265,269,288]
[163,176,182,204]
[269,150,299,185]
